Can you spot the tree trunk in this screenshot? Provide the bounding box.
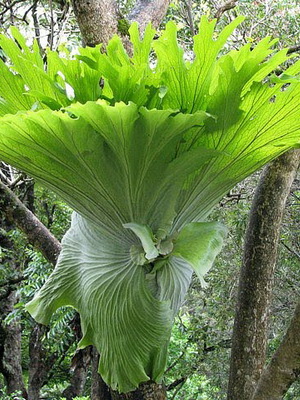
[227,149,300,400]
[28,324,53,400]
[0,291,27,399]
[0,218,27,399]
[251,299,300,400]
[63,314,92,399]
[62,346,93,400]
[71,0,119,47]
[91,347,112,400]
[127,0,171,31]
[110,382,166,400]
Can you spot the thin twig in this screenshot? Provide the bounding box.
[32,0,43,55]
[287,44,300,54]
[22,3,35,24]
[170,378,187,399]
[214,0,238,20]
[0,0,24,16]
[0,275,27,288]
[281,241,300,260]
[53,2,70,50]
[182,0,195,36]
[48,0,55,50]
[167,376,187,392]
[165,350,186,374]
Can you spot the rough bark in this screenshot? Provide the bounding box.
[28,324,53,400]
[63,314,92,400]
[0,292,28,399]
[62,347,92,399]
[71,0,171,48]
[251,300,300,400]
[71,0,119,47]
[227,149,300,400]
[62,346,91,400]
[91,348,112,400]
[28,318,90,400]
[127,0,171,31]
[110,382,166,400]
[0,181,61,266]
[0,214,27,398]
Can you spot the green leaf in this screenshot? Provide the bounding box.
[0,101,211,234]
[172,222,228,286]
[26,213,173,392]
[152,16,244,112]
[25,218,226,392]
[123,223,159,260]
[96,24,156,106]
[24,91,63,110]
[47,45,103,103]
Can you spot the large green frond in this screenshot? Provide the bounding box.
[26,213,172,392]
[26,214,226,392]
[174,79,300,228]
[0,101,212,234]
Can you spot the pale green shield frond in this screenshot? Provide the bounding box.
[68,101,214,233]
[26,213,172,392]
[172,222,228,286]
[26,214,227,392]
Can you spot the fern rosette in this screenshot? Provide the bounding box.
[0,17,299,392]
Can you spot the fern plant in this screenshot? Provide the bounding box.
[0,17,299,392]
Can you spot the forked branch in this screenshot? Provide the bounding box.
[0,181,61,265]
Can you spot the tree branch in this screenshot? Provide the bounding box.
[182,0,195,36]
[128,0,171,31]
[214,1,238,20]
[166,377,186,391]
[0,0,24,16]
[0,275,27,289]
[281,241,300,260]
[0,181,61,266]
[204,339,231,353]
[228,149,300,400]
[251,300,300,400]
[71,0,119,47]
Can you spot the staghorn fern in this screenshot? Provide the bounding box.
[0,17,299,392]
